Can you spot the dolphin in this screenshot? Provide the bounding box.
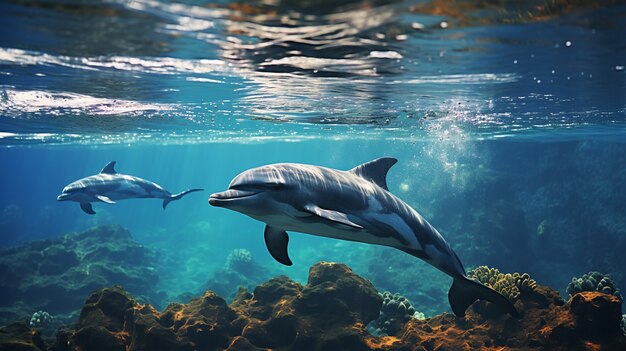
[209,157,518,317]
[58,161,203,215]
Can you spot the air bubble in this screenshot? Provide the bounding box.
[565,41,572,47]
[411,22,425,30]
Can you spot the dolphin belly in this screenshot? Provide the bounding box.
[103,176,168,201]
[263,209,408,248]
[103,183,150,200]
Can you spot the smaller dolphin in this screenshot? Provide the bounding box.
[58,161,202,214]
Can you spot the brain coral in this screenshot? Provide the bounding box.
[468,266,537,302]
[566,271,623,301]
[368,291,425,336]
[226,248,254,273]
[29,310,53,329]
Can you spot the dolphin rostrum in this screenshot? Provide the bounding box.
[209,157,518,317]
[58,161,203,215]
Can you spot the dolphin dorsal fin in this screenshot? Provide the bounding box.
[100,161,117,174]
[349,157,397,190]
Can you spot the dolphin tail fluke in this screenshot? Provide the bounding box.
[162,189,203,209]
[448,276,518,318]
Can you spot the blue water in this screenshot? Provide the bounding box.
[1,0,625,319]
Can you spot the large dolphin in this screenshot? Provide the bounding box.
[209,157,518,317]
[58,161,203,214]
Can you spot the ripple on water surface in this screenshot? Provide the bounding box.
[0,0,624,145]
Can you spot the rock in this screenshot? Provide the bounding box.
[570,291,622,340]
[77,286,135,331]
[2,262,625,351]
[47,262,381,351]
[0,225,160,327]
[300,262,382,324]
[225,336,268,351]
[159,291,236,350]
[70,326,125,351]
[232,262,382,350]
[368,285,626,351]
[0,321,46,351]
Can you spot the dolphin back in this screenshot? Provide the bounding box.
[162,188,203,209]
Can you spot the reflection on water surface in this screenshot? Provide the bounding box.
[0,0,624,144]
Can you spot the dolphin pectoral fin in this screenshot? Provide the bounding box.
[303,204,363,229]
[264,225,292,266]
[96,195,116,204]
[80,202,96,215]
[349,157,397,191]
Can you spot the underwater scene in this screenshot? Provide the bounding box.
[1,0,625,350]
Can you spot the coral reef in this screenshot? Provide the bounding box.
[536,219,551,239]
[368,291,425,336]
[226,249,255,275]
[200,248,273,300]
[468,265,537,301]
[365,247,449,316]
[567,271,623,301]
[396,142,626,298]
[622,314,626,336]
[366,288,625,351]
[501,141,626,293]
[228,262,382,350]
[1,262,624,351]
[0,225,160,327]
[47,262,381,351]
[29,311,53,330]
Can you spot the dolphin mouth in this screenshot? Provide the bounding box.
[57,193,70,201]
[208,189,260,206]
